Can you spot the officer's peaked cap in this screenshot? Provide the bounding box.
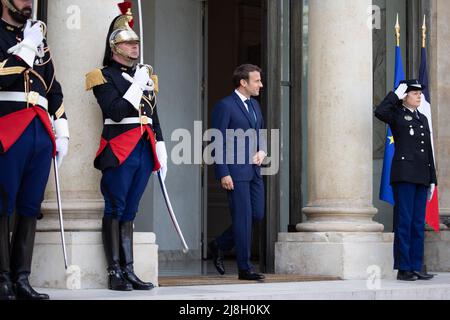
[399,79,426,93]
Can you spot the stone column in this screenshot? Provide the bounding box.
[425,0,450,272]
[275,0,394,280]
[30,0,158,289]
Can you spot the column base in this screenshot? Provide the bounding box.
[298,206,384,232]
[275,232,395,280]
[424,230,450,272]
[30,231,158,289]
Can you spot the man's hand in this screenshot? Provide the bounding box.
[253,151,267,166]
[23,20,45,48]
[7,20,45,67]
[221,176,234,191]
[122,65,153,91]
[428,183,436,202]
[55,137,69,168]
[394,83,408,100]
[122,65,153,111]
[156,141,168,182]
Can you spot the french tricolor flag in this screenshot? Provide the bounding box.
[418,46,440,232]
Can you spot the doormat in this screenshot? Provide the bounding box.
[158,274,341,287]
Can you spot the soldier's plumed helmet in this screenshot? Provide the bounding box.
[103,1,139,66]
[400,79,426,93]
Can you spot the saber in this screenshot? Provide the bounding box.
[137,0,144,64]
[53,155,68,269]
[135,1,187,252]
[157,171,189,253]
[51,115,68,269]
[32,0,38,20]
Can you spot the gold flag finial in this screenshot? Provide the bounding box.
[422,15,427,48]
[395,13,401,47]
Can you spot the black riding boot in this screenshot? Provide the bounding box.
[119,221,154,290]
[102,216,132,291]
[0,215,15,300]
[10,215,49,300]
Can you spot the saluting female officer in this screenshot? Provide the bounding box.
[375,80,437,282]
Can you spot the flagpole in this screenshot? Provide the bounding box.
[422,15,427,48]
[395,13,401,47]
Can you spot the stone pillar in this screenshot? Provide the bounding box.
[275,0,394,280]
[425,0,450,271]
[30,0,158,289]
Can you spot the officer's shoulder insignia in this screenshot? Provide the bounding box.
[151,74,159,94]
[85,68,107,91]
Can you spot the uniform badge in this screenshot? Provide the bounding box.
[404,115,413,121]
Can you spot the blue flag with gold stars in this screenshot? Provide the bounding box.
[380,46,405,205]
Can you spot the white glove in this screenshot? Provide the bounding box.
[55,137,69,168]
[7,20,44,67]
[122,66,152,111]
[156,141,168,182]
[394,83,408,100]
[428,183,436,202]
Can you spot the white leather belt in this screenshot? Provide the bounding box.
[0,91,48,110]
[104,116,153,126]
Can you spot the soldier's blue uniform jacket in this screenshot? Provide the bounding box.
[375,91,437,187]
[86,61,163,172]
[0,19,67,218]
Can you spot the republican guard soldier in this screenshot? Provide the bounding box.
[0,0,69,300]
[86,2,167,291]
[375,80,437,282]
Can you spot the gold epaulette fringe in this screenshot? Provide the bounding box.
[151,74,159,94]
[85,68,107,91]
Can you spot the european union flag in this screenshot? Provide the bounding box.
[380,46,405,205]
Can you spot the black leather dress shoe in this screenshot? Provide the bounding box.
[208,241,225,275]
[397,271,418,281]
[0,274,16,300]
[238,270,265,281]
[412,271,434,280]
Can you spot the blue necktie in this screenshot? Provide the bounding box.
[245,99,257,127]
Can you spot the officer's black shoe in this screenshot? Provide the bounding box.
[238,269,265,281]
[107,267,133,291]
[14,275,49,300]
[0,273,16,301]
[397,271,419,281]
[412,271,434,280]
[208,240,225,275]
[122,266,154,290]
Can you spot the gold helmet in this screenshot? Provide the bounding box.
[108,1,139,62]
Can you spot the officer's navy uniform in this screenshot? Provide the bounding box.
[0,18,67,300]
[211,90,266,276]
[375,86,437,274]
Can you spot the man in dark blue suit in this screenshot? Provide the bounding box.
[209,64,267,281]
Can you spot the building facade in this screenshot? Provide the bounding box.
[29,0,450,287]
